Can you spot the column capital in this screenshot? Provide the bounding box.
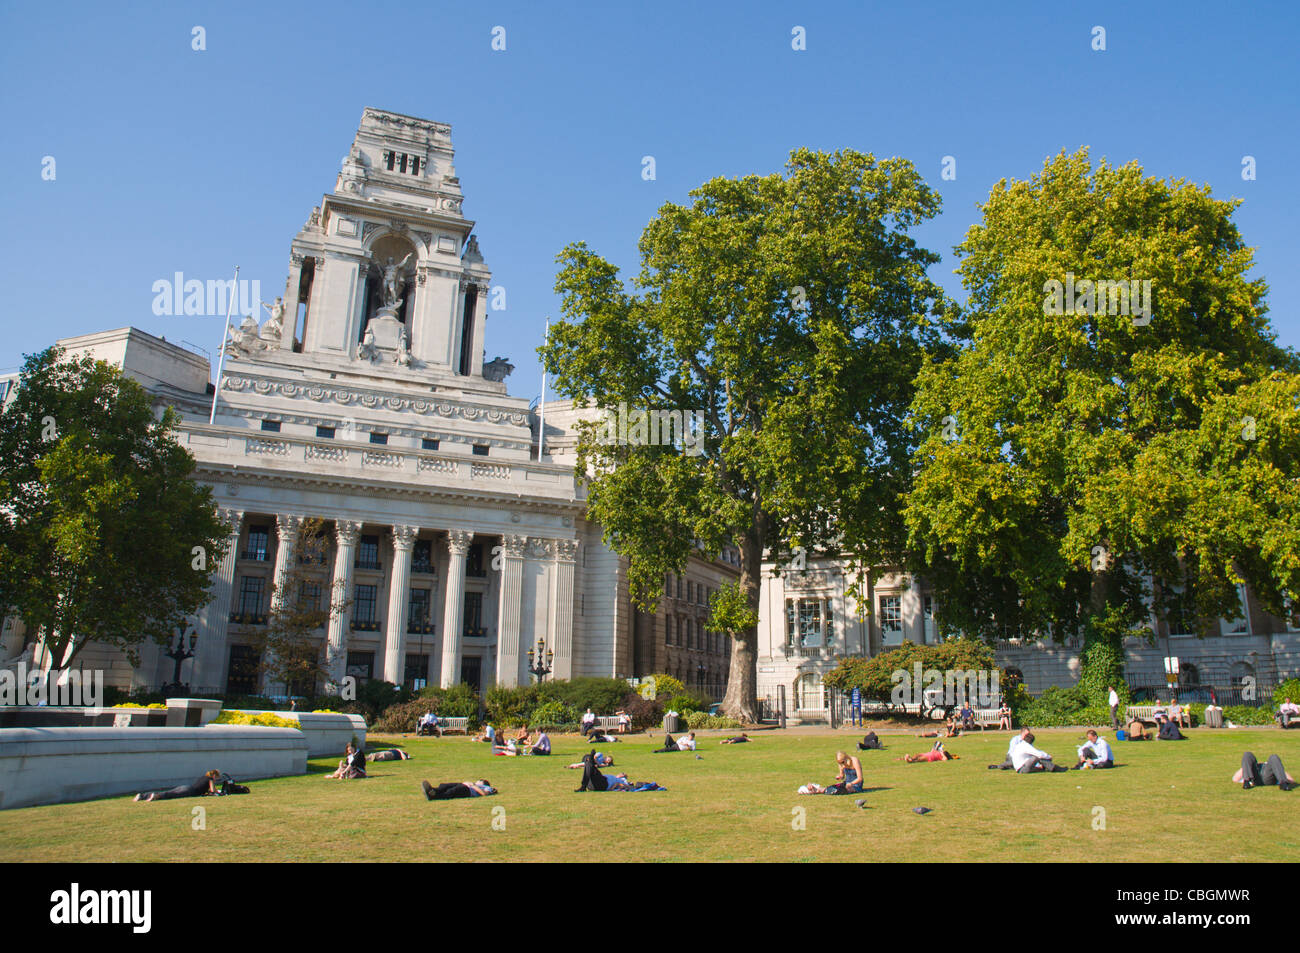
[277,513,305,541]
[336,519,363,546]
[447,529,474,555]
[555,538,579,563]
[502,534,528,558]
[526,537,556,560]
[218,508,244,532]
[392,525,420,550]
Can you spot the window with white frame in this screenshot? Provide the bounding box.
[1219,583,1251,635]
[1165,585,1195,638]
[785,598,825,648]
[879,595,903,644]
[922,595,936,643]
[795,672,826,711]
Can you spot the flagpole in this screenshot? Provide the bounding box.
[209,265,239,425]
[537,319,548,461]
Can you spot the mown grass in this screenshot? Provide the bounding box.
[3,727,1298,862]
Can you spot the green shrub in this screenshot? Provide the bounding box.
[645,674,687,700]
[485,683,539,727]
[416,683,480,721]
[1223,705,1275,726]
[530,700,579,729]
[1272,679,1300,708]
[537,677,631,714]
[685,711,741,730]
[619,690,662,730]
[212,711,299,729]
[372,699,432,734]
[665,693,705,715]
[1017,685,1090,727]
[113,702,166,709]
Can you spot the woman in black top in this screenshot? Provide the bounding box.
[135,769,220,802]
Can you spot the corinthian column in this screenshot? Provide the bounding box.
[495,534,528,687]
[326,520,363,691]
[192,508,243,693]
[552,538,579,680]
[262,514,304,695]
[440,530,473,687]
[383,526,419,685]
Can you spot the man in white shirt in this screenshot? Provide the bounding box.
[1108,686,1120,729]
[581,709,597,736]
[1013,732,1066,773]
[988,728,1031,770]
[675,732,698,751]
[1073,730,1114,769]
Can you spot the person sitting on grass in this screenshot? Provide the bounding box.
[475,724,497,744]
[988,728,1031,769]
[998,701,1013,730]
[326,742,366,779]
[1012,732,1067,773]
[1073,730,1114,769]
[1156,715,1186,741]
[421,779,496,800]
[1276,698,1300,729]
[528,728,552,755]
[1234,752,1297,790]
[900,744,958,763]
[367,747,413,762]
[135,770,221,802]
[1127,718,1149,741]
[858,731,883,751]
[831,751,864,793]
[720,733,751,744]
[494,737,521,756]
[675,731,698,751]
[567,752,614,769]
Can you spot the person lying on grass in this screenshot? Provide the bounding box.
[422,779,496,800]
[367,748,413,762]
[566,752,614,769]
[719,733,750,744]
[135,770,220,802]
[918,722,962,739]
[573,750,665,791]
[1233,752,1297,790]
[899,744,958,763]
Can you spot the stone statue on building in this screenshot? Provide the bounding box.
[259,297,285,346]
[380,254,413,308]
[227,314,265,355]
[359,326,378,362]
[395,327,413,366]
[483,355,514,383]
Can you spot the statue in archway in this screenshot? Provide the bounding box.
[380,254,413,308]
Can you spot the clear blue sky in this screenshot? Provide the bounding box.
[2,1,1297,401]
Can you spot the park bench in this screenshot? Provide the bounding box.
[438,717,469,734]
[1126,705,1160,726]
[971,708,1003,729]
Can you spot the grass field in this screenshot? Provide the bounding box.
[4,727,1299,862]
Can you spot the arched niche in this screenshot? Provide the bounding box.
[360,233,420,340]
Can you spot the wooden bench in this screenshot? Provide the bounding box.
[438,717,469,734]
[1126,705,1160,726]
[972,708,1003,729]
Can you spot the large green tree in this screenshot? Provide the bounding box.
[905,149,1300,698]
[0,347,229,671]
[540,149,948,720]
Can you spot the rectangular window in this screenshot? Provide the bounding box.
[467,543,485,577]
[687,581,693,604]
[297,581,322,613]
[411,540,433,574]
[236,576,265,618]
[226,645,260,695]
[472,444,489,456]
[369,432,388,445]
[411,157,421,176]
[880,595,903,644]
[923,595,936,642]
[676,576,683,599]
[346,651,374,681]
[260,419,281,432]
[356,535,380,570]
[408,588,431,630]
[421,437,439,451]
[404,653,429,689]
[1166,585,1195,638]
[399,153,408,173]
[1220,583,1251,636]
[464,591,484,636]
[244,525,269,561]
[316,425,335,439]
[384,151,395,171]
[354,584,378,625]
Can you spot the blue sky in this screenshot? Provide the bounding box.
[2,1,1297,402]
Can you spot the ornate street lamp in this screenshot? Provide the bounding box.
[527,637,554,682]
[163,621,198,696]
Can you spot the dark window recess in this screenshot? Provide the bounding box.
[316,425,335,439]
[472,444,489,457]
[421,437,439,451]
[404,654,429,688]
[233,577,265,622]
[408,588,433,632]
[226,645,261,695]
[460,655,482,692]
[353,584,378,625]
[346,651,375,682]
[356,536,381,571]
[369,432,388,445]
[399,153,408,173]
[244,525,270,561]
[411,157,421,176]
[458,284,478,375]
[467,543,486,577]
[463,591,485,637]
[411,540,434,574]
[260,419,281,432]
[384,151,395,171]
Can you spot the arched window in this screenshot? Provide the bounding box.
[1179,663,1200,686]
[795,673,826,712]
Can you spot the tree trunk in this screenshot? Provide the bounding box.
[720,524,764,723]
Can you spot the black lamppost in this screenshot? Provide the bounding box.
[163,621,198,696]
[527,637,553,682]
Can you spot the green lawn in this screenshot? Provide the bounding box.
[3,727,1299,862]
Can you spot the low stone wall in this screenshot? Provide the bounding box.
[0,725,309,810]
[0,706,168,729]
[226,710,367,758]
